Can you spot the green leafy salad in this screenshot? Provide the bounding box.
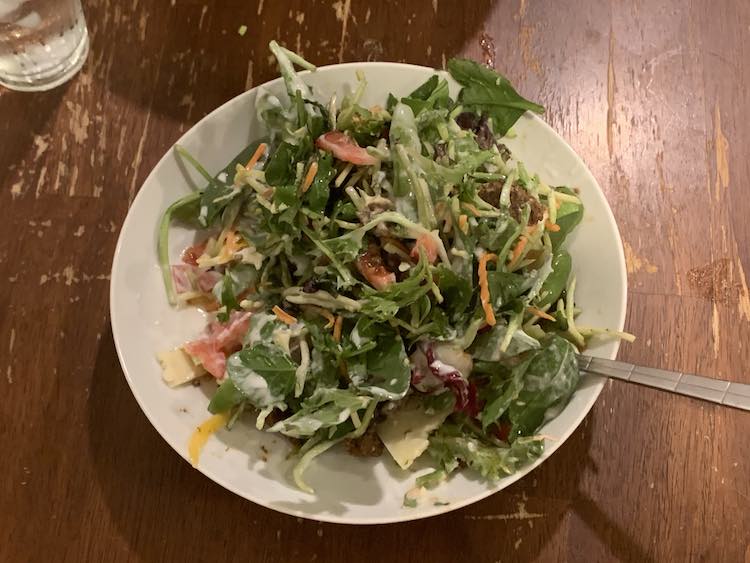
[157,41,627,499]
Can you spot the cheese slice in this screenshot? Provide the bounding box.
[157,348,206,387]
[377,397,452,470]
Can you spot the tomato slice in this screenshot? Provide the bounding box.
[315,131,378,166]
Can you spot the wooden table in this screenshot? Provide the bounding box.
[2,1,749,561]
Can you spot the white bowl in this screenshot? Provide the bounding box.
[110,62,627,524]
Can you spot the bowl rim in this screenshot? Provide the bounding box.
[110,61,628,525]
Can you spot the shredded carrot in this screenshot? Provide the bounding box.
[301,160,319,193]
[272,305,297,325]
[462,203,480,217]
[478,253,499,327]
[508,236,528,269]
[545,220,561,232]
[333,315,343,342]
[458,214,469,234]
[527,306,556,321]
[245,142,267,170]
[306,305,335,328]
[526,223,539,236]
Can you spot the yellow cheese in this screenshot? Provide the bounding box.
[188,412,229,466]
[377,397,452,470]
[157,348,205,387]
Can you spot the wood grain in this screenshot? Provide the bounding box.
[1,1,749,561]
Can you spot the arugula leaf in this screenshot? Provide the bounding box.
[226,343,297,409]
[447,58,544,136]
[508,334,580,439]
[268,388,373,438]
[428,423,545,480]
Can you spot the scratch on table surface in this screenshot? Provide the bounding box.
[139,11,149,41]
[198,5,208,29]
[465,502,544,521]
[128,102,153,202]
[432,0,438,13]
[245,59,254,91]
[66,101,91,144]
[295,11,305,24]
[606,26,616,159]
[364,7,371,24]
[332,0,352,63]
[10,178,23,199]
[623,241,658,274]
[256,0,264,15]
[74,225,85,237]
[736,259,750,322]
[116,127,127,163]
[33,134,50,160]
[34,166,47,198]
[70,166,80,197]
[519,0,527,18]
[655,151,671,192]
[711,302,720,358]
[518,25,540,75]
[713,104,729,200]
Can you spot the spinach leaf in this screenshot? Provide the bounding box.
[348,323,410,400]
[226,343,297,409]
[208,379,245,414]
[479,357,531,429]
[548,189,583,249]
[401,75,451,116]
[487,270,527,310]
[305,153,336,213]
[264,141,297,186]
[536,250,571,308]
[447,58,544,136]
[471,322,540,361]
[435,265,473,321]
[508,335,580,439]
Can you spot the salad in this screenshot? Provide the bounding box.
[157,41,626,499]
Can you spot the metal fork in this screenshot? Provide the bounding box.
[577,355,750,412]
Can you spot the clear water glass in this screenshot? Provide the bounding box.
[0,0,89,92]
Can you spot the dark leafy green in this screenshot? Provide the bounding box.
[447,58,544,136]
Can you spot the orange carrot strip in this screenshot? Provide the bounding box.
[301,161,319,193]
[333,315,343,342]
[458,214,469,234]
[245,143,267,170]
[545,220,561,232]
[272,305,297,325]
[462,203,481,217]
[527,306,556,321]
[478,253,499,327]
[508,236,528,269]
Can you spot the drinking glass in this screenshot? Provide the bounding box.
[0,0,89,92]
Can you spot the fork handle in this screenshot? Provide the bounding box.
[577,355,750,412]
